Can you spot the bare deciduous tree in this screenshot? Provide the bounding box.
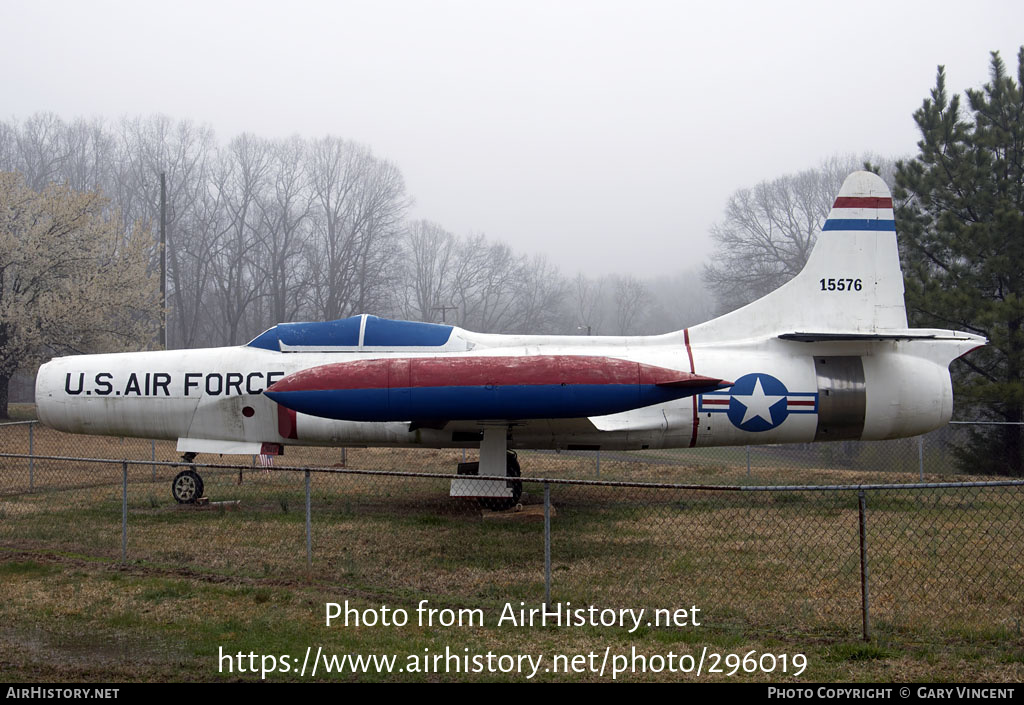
[507,254,568,334]
[571,272,605,335]
[0,113,668,349]
[115,116,219,347]
[209,133,272,344]
[307,137,409,321]
[253,137,314,328]
[13,113,70,190]
[402,220,457,322]
[703,154,894,313]
[611,274,650,335]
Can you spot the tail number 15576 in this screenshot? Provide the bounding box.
[820,278,863,292]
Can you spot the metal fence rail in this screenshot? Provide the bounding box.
[0,419,1003,485]
[1,422,1022,643]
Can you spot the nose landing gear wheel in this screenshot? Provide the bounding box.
[172,469,204,504]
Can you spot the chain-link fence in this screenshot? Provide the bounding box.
[1,421,1022,643]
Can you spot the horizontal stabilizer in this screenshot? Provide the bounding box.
[587,412,667,433]
[779,331,977,343]
[779,332,937,342]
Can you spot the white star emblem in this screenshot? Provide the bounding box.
[732,378,785,426]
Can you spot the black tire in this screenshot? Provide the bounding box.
[479,451,523,511]
[172,469,204,504]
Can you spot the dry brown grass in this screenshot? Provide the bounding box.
[2,425,1023,657]
[1,554,1022,682]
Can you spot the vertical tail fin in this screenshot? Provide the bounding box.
[691,171,908,340]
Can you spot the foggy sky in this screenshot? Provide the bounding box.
[1,0,1022,277]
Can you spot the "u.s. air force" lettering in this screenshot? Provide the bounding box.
[64,372,285,397]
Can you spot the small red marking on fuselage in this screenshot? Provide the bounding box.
[685,329,698,449]
[278,406,298,439]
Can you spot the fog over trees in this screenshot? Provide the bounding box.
[702,154,897,313]
[0,113,715,351]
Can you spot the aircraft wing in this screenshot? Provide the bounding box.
[430,407,676,436]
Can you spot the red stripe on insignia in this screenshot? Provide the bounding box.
[832,197,893,209]
[788,400,816,407]
[703,398,729,406]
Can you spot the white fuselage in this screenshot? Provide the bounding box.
[34,327,966,454]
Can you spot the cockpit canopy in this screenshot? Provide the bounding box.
[247,314,459,352]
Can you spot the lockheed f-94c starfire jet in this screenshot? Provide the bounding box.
[35,172,985,507]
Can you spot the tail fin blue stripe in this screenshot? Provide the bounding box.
[822,219,896,232]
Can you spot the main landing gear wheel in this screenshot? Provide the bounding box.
[172,467,204,504]
[479,451,522,512]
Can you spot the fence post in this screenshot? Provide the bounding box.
[544,482,551,608]
[858,490,871,641]
[746,446,751,479]
[122,461,128,563]
[151,440,156,481]
[305,469,312,571]
[918,436,924,481]
[595,451,600,478]
[29,422,34,492]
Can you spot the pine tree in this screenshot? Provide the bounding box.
[895,48,1024,476]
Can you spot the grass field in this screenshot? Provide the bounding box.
[1,555,1022,683]
[1,416,1023,682]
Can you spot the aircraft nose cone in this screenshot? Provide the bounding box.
[35,358,66,430]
